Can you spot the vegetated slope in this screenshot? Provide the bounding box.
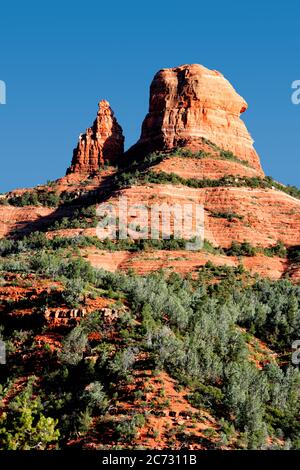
[1,248,300,450]
[84,248,289,280]
[1,142,300,279]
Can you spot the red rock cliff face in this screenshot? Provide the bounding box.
[67,100,124,174]
[126,64,263,173]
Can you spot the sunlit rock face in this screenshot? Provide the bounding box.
[126,63,263,174]
[67,100,124,174]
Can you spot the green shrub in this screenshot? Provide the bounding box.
[115,414,146,442]
[59,326,88,366]
[0,380,59,450]
[81,381,108,412]
[62,278,86,307]
[110,348,136,378]
[264,241,287,258]
[211,211,244,222]
[8,190,60,207]
[226,241,257,256]
[48,205,98,231]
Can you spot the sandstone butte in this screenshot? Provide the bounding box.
[2,63,300,281]
[125,63,264,175]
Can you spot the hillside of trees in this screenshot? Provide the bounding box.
[0,243,300,449]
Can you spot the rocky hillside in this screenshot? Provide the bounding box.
[1,64,300,450]
[1,63,300,279]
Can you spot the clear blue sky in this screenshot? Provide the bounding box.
[1,0,299,192]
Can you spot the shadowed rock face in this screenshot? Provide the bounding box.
[126,64,263,174]
[67,100,124,174]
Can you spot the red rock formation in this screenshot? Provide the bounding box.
[4,62,300,281]
[85,249,290,281]
[126,64,263,174]
[101,184,300,249]
[67,100,124,174]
